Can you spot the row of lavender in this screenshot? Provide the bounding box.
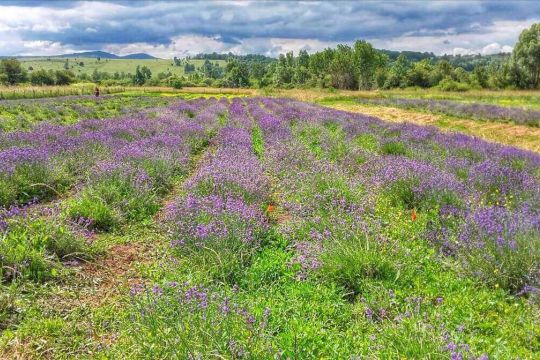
[263,97,540,294]
[0,98,226,282]
[357,97,540,127]
[250,97,378,275]
[126,99,275,357]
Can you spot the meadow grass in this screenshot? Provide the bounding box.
[0,84,126,100]
[330,101,540,153]
[19,57,227,77]
[270,87,540,109]
[0,95,173,131]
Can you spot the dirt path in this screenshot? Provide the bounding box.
[324,103,540,153]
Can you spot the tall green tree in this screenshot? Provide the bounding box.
[329,45,356,89]
[297,50,310,68]
[0,58,27,85]
[384,54,409,88]
[225,60,250,88]
[133,65,152,85]
[510,23,540,88]
[309,48,334,86]
[472,65,489,88]
[273,53,294,86]
[407,59,434,88]
[353,40,385,90]
[92,68,101,83]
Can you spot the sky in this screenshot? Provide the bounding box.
[0,0,538,58]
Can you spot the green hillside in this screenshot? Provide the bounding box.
[18,57,227,76]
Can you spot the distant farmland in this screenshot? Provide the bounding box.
[17,57,227,76]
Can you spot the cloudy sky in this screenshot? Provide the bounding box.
[0,1,538,58]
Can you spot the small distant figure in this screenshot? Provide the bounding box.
[94,86,100,97]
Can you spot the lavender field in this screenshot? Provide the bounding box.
[0,95,539,358]
[356,97,540,127]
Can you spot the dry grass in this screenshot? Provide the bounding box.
[328,102,540,153]
[125,86,256,96]
[267,87,540,104]
[0,84,126,100]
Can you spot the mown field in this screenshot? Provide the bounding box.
[18,57,226,77]
[0,92,539,358]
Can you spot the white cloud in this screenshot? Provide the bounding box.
[103,36,340,59]
[20,40,77,56]
[481,42,512,55]
[371,18,537,55]
[105,35,231,58]
[453,47,476,56]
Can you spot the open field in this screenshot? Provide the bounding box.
[317,99,540,153]
[0,84,126,100]
[0,94,539,358]
[18,57,226,77]
[0,95,174,131]
[271,88,540,109]
[265,88,540,153]
[0,85,255,100]
[1,85,538,152]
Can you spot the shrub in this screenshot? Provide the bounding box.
[456,206,540,293]
[167,195,268,284]
[30,69,55,86]
[66,167,159,231]
[169,77,183,89]
[0,216,86,282]
[66,195,120,232]
[381,141,407,156]
[0,163,71,207]
[318,235,396,297]
[385,178,462,211]
[54,70,75,85]
[437,78,471,92]
[121,283,271,358]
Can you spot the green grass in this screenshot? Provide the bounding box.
[316,90,540,109]
[0,95,173,131]
[19,57,227,77]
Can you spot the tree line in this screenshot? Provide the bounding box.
[1,23,539,91]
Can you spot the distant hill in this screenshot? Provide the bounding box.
[436,53,510,71]
[53,51,157,60]
[192,52,276,64]
[380,49,437,62]
[120,53,156,59]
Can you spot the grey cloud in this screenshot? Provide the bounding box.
[1,1,539,56]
